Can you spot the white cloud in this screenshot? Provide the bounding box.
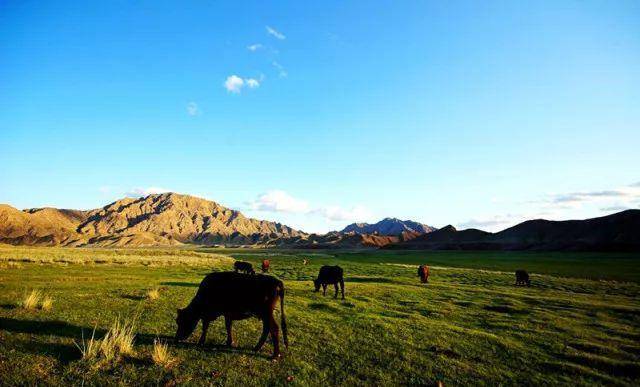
[266,26,286,40]
[313,205,372,222]
[246,78,260,88]
[246,190,372,223]
[248,190,310,213]
[223,75,261,93]
[224,75,245,93]
[126,187,171,197]
[272,61,287,78]
[247,43,263,51]
[186,102,200,116]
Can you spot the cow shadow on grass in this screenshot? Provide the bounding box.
[160,281,199,287]
[0,317,268,361]
[172,342,272,360]
[0,317,173,347]
[345,277,394,283]
[10,339,81,365]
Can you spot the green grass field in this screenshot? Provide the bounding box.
[1,247,639,385]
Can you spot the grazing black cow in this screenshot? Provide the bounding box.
[234,261,255,274]
[314,265,345,299]
[515,269,531,286]
[175,272,288,359]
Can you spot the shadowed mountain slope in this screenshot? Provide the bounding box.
[386,210,640,251]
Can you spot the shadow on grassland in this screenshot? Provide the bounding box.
[160,281,199,287]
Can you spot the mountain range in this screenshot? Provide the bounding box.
[0,193,302,247]
[0,192,638,251]
[340,218,436,235]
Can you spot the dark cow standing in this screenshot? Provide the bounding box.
[314,265,345,299]
[418,265,430,283]
[234,261,255,275]
[175,272,288,359]
[261,259,270,273]
[515,269,531,286]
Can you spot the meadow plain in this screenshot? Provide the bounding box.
[0,246,639,386]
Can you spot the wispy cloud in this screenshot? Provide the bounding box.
[459,181,640,232]
[246,190,372,222]
[551,190,628,204]
[600,205,630,212]
[186,102,200,116]
[272,61,287,78]
[458,214,522,230]
[312,205,372,222]
[126,187,171,197]
[223,75,260,93]
[246,78,260,88]
[247,43,263,52]
[266,26,286,40]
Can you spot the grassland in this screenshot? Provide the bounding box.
[0,246,639,385]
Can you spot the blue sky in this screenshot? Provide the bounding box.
[1,1,639,233]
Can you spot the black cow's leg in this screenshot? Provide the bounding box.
[269,314,281,359]
[254,316,270,352]
[224,315,234,347]
[322,284,327,296]
[333,283,338,298]
[340,279,345,300]
[198,319,210,345]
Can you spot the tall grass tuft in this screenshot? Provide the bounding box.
[152,339,175,368]
[21,290,42,309]
[146,287,160,301]
[41,295,53,311]
[74,318,136,363]
[75,327,100,360]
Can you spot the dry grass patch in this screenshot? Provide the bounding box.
[20,290,54,310]
[40,295,53,311]
[146,287,160,300]
[152,339,176,368]
[75,318,136,363]
[21,290,42,309]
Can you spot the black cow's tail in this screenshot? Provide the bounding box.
[279,283,289,348]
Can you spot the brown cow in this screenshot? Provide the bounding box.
[418,265,430,283]
[261,259,270,273]
[175,272,288,359]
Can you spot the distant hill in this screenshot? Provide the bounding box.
[340,218,436,235]
[386,210,640,251]
[0,193,304,247]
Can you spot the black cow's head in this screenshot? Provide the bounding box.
[175,308,199,341]
[313,278,321,292]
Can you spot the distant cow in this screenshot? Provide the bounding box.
[302,259,308,265]
[314,265,345,299]
[418,265,430,283]
[515,269,531,286]
[175,272,288,359]
[261,259,270,273]
[234,261,255,275]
